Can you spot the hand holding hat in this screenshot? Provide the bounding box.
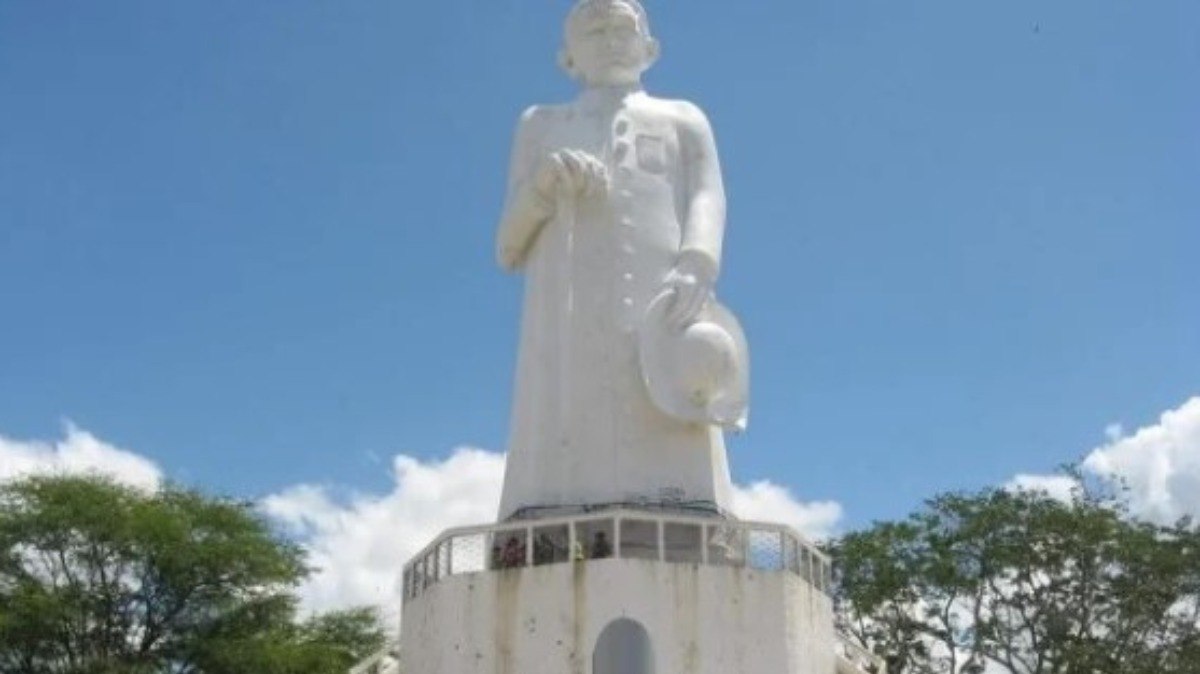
[638,279,750,431]
[663,250,718,330]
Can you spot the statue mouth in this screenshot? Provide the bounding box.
[596,49,638,65]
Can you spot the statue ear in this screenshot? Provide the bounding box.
[558,48,578,78]
[644,37,661,68]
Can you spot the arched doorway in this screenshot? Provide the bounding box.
[593,618,654,674]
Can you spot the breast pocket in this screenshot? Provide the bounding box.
[636,134,668,174]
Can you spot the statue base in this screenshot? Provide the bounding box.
[398,510,838,674]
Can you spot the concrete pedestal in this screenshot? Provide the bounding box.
[401,556,835,674]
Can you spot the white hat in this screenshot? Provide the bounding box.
[638,290,750,431]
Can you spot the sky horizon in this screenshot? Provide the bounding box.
[2,0,1197,616]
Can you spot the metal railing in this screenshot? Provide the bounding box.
[401,509,833,605]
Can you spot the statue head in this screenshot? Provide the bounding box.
[560,0,660,87]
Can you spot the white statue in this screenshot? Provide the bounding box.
[496,0,748,521]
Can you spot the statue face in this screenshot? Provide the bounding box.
[565,5,657,87]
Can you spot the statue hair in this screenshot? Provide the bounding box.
[558,0,659,80]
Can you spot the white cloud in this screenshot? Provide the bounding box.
[1104,423,1125,442]
[261,448,506,620]
[1082,397,1200,524]
[731,480,843,541]
[1007,397,1200,525]
[0,422,162,490]
[1004,473,1078,503]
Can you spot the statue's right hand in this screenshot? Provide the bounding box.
[534,150,609,202]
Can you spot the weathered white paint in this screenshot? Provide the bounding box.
[400,558,835,674]
[385,3,851,673]
[495,0,748,521]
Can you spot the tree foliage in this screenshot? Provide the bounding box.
[830,479,1200,674]
[0,475,385,674]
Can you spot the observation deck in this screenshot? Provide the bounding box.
[397,509,884,673]
[401,508,833,606]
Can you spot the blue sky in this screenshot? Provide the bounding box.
[1,0,1197,529]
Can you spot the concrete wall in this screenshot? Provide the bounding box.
[400,558,835,674]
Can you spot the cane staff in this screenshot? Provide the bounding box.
[557,189,577,442]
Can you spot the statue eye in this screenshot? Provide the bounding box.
[613,15,638,33]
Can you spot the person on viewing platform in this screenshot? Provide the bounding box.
[501,536,526,568]
[591,531,613,559]
[534,533,556,564]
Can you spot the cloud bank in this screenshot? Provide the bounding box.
[0,424,842,620]
[0,423,162,490]
[5,395,1196,621]
[262,448,506,620]
[1004,473,1079,503]
[1081,397,1200,524]
[1007,397,1200,525]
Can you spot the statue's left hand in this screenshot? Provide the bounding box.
[664,252,717,330]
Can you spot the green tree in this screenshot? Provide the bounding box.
[0,474,385,674]
[830,480,1200,674]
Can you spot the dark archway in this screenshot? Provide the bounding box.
[593,618,655,674]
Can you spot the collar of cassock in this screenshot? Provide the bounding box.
[577,84,643,117]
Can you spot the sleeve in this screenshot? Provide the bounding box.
[677,102,727,280]
[496,106,552,271]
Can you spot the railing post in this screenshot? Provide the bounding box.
[657,519,665,562]
[614,518,623,559]
[701,524,709,564]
